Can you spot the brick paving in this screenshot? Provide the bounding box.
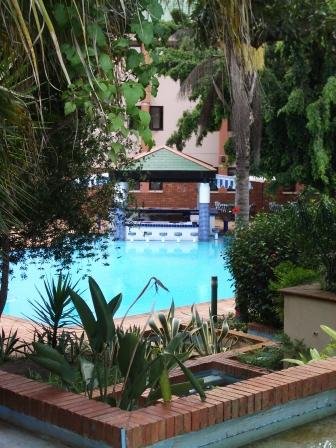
[0,298,235,343]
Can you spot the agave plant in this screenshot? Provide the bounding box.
[148,300,191,353]
[190,305,232,356]
[28,274,77,348]
[0,328,23,363]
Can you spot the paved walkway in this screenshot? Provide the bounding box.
[0,420,70,448]
[1,299,235,343]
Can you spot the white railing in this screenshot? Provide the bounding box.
[215,175,253,190]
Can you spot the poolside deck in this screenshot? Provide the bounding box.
[1,298,235,343]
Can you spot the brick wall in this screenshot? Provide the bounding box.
[131,182,300,212]
[131,182,198,209]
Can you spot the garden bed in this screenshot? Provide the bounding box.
[2,356,336,448]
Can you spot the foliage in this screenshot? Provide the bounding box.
[69,276,121,354]
[117,330,204,410]
[260,0,336,193]
[0,329,23,363]
[226,208,300,325]
[31,276,205,410]
[28,274,77,348]
[290,193,336,292]
[148,300,190,353]
[0,0,166,316]
[270,262,320,291]
[225,313,248,333]
[238,333,308,371]
[31,341,78,387]
[270,261,320,323]
[189,305,234,356]
[284,325,336,366]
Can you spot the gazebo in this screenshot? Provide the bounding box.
[115,145,217,241]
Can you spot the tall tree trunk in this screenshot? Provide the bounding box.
[0,234,10,317]
[229,51,252,227]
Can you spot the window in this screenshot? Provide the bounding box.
[149,181,163,191]
[150,106,164,131]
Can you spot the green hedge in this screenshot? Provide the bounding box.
[225,209,300,327]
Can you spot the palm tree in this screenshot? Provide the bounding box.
[176,0,263,226]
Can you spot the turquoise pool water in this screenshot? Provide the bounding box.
[4,240,233,319]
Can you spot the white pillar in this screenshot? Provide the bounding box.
[198,183,210,241]
[113,182,128,240]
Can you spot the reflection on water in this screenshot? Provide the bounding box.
[244,415,336,448]
[4,240,233,319]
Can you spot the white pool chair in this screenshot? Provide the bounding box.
[159,232,167,242]
[190,231,198,243]
[174,231,182,242]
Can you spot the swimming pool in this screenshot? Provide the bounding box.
[4,239,233,319]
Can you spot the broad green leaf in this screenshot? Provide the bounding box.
[139,127,153,146]
[321,325,336,341]
[99,53,113,73]
[114,38,130,49]
[138,110,150,127]
[131,22,154,46]
[173,354,206,401]
[69,289,96,344]
[118,332,139,376]
[31,356,75,385]
[147,0,164,20]
[88,23,106,47]
[88,277,114,344]
[108,293,122,316]
[108,114,124,132]
[126,50,144,70]
[64,101,76,116]
[283,358,305,365]
[33,342,68,365]
[122,82,144,107]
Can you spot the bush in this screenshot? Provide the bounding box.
[225,209,300,326]
[290,192,336,292]
[238,333,308,371]
[270,261,320,323]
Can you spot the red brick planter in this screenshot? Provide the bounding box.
[2,335,336,448]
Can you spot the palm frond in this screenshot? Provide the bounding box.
[179,56,221,98]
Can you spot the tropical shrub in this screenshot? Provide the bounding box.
[189,306,234,356]
[30,276,205,410]
[270,261,320,323]
[238,333,308,371]
[226,208,300,326]
[28,274,77,348]
[284,325,336,365]
[290,192,336,292]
